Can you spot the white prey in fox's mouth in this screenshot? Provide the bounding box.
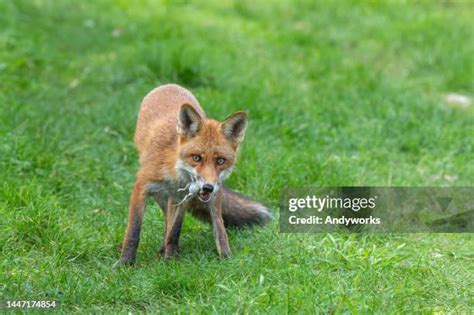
[174,181,214,205]
[175,173,219,205]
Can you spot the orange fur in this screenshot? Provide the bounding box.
[120,84,270,265]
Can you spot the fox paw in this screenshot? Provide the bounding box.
[219,249,232,259]
[160,244,179,259]
[114,258,135,268]
[158,244,165,256]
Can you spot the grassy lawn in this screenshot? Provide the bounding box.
[1,0,473,313]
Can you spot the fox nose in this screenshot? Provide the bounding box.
[202,184,214,194]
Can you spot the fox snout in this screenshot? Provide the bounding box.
[195,181,220,202]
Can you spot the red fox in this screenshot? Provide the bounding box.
[120,84,271,265]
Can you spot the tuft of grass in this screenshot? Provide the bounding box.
[1,0,473,313]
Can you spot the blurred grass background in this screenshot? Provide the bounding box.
[0,0,473,313]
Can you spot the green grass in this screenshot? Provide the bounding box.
[1,0,473,313]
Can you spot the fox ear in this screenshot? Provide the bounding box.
[178,104,202,137]
[221,112,248,143]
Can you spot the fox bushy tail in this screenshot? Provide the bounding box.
[189,186,271,227]
[220,187,271,227]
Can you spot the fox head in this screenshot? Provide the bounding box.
[175,104,248,202]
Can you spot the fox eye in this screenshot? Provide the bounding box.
[216,157,226,165]
[192,155,202,162]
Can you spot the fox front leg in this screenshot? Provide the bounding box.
[162,197,186,258]
[120,180,148,265]
[209,192,232,258]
